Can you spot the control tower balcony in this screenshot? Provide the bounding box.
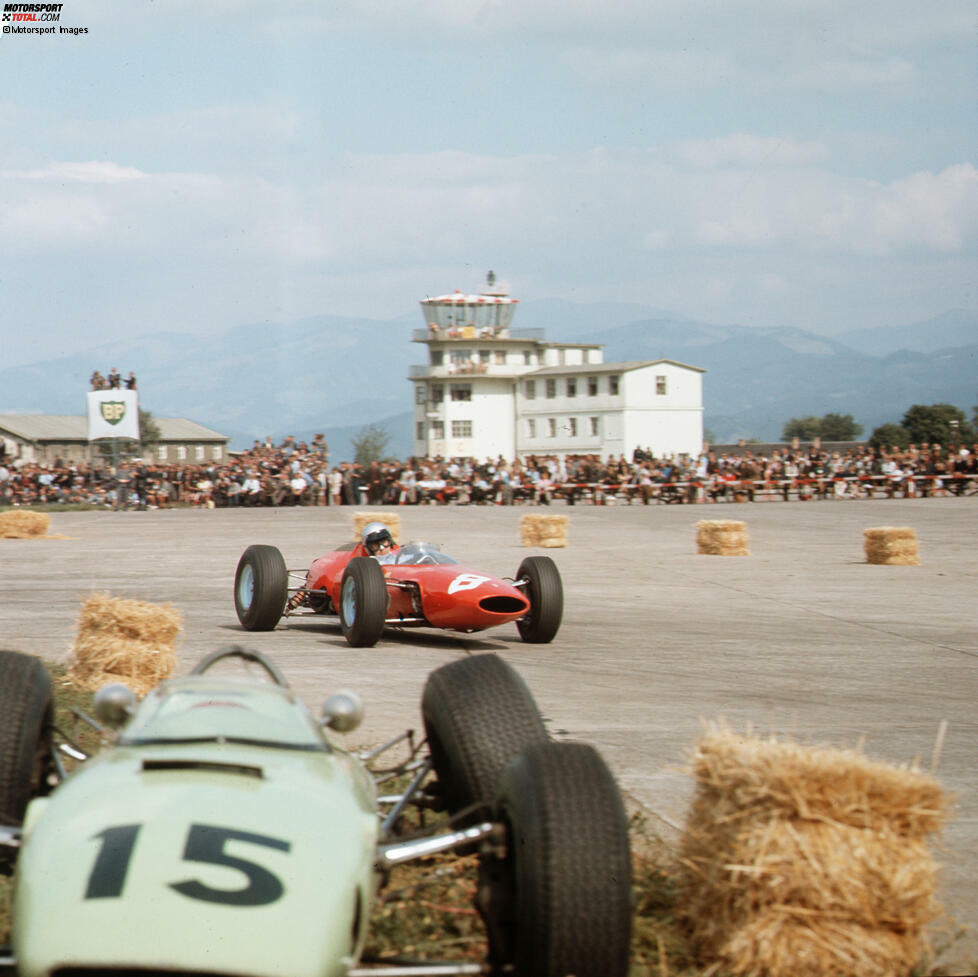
[412,327,544,343]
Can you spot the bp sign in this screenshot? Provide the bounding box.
[100,401,126,425]
[87,390,140,441]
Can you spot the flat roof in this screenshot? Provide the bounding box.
[528,358,706,377]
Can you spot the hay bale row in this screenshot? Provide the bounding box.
[864,526,920,566]
[679,725,948,977]
[351,512,401,543]
[0,510,51,538]
[520,513,569,548]
[68,592,182,695]
[696,519,750,556]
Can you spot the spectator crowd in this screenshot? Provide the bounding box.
[1,437,976,510]
[90,367,138,391]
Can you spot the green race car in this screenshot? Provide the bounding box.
[0,647,632,977]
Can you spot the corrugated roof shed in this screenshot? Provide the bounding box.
[0,415,229,442]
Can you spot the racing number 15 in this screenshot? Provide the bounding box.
[86,823,291,906]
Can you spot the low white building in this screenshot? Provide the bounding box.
[410,279,705,461]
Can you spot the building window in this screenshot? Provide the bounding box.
[524,380,536,399]
[546,379,557,398]
[450,349,469,365]
[547,418,556,438]
[431,350,444,366]
[656,375,667,395]
[431,420,444,439]
[566,378,577,398]
[527,418,536,438]
[479,349,490,363]
[589,416,600,436]
[450,384,472,401]
[523,350,533,365]
[494,350,506,365]
[212,446,223,461]
[588,376,598,396]
[431,384,444,403]
[451,419,472,438]
[157,445,168,461]
[609,375,620,396]
[568,417,578,437]
[195,445,205,461]
[416,385,426,405]
[176,445,186,460]
[416,421,425,440]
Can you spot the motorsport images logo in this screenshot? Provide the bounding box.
[3,3,89,34]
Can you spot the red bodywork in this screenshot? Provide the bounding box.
[304,543,531,634]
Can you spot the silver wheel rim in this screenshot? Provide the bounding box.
[237,564,255,610]
[342,577,357,625]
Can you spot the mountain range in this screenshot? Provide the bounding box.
[1,305,975,461]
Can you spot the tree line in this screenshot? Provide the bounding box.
[782,403,977,450]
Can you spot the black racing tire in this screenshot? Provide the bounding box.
[0,651,54,840]
[421,654,548,818]
[481,741,632,977]
[234,544,288,631]
[338,557,388,647]
[515,556,563,643]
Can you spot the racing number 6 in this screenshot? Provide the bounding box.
[85,822,291,906]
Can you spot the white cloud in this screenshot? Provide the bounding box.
[16,161,146,184]
[675,135,828,169]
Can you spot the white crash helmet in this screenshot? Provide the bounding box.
[361,521,394,554]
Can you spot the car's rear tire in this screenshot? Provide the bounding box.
[339,557,388,647]
[480,741,632,977]
[234,544,288,631]
[0,651,54,869]
[515,556,563,644]
[421,654,548,818]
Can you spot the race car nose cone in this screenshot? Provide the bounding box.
[478,595,529,614]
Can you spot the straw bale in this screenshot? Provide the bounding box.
[0,510,51,538]
[520,513,569,548]
[688,726,946,836]
[679,725,949,977]
[696,519,750,556]
[68,592,181,695]
[720,912,923,977]
[864,526,920,566]
[351,512,401,544]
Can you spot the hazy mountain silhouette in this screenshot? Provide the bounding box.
[2,304,974,457]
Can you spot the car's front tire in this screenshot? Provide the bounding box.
[339,557,388,647]
[0,651,53,872]
[234,544,288,631]
[421,654,549,819]
[515,556,563,643]
[480,741,632,977]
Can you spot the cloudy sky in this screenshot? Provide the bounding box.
[1,0,975,367]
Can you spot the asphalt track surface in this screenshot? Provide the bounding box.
[1,499,975,969]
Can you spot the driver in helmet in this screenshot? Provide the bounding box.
[361,521,396,558]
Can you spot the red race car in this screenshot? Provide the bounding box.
[233,527,563,648]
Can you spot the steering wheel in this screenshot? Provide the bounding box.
[190,644,290,687]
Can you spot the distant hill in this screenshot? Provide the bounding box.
[1,303,975,455]
[836,309,977,355]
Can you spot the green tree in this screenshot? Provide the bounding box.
[352,423,391,465]
[868,423,910,451]
[139,409,162,450]
[782,413,863,441]
[781,416,823,441]
[818,413,863,440]
[901,404,975,446]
